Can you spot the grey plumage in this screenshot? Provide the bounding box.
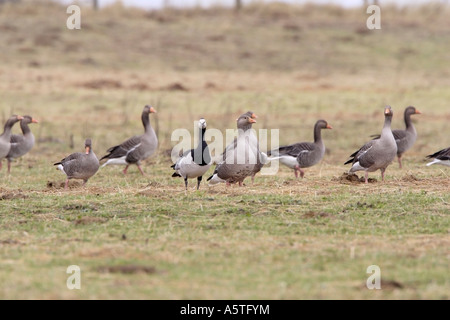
[6,115,38,174]
[54,139,100,189]
[0,115,23,171]
[268,119,332,178]
[371,106,421,168]
[208,113,259,186]
[242,111,267,183]
[100,105,158,175]
[345,106,397,183]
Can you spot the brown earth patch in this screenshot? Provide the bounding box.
[0,191,27,200]
[97,265,157,275]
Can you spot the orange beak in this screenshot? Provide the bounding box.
[249,118,257,124]
[85,146,90,155]
[415,109,421,114]
[326,124,333,129]
[251,113,258,119]
[32,119,39,123]
[150,106,157,113]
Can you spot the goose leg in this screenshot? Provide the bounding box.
[184,177,188,190]
[196,176,202,190]
[381,168,386,182]
[397,155,403,169]
[251,174,255,184]
[7,160,11,174]
[295,165,305,178]
[226,181,231,187]
[238,181,243,187]
[364,171,369,184]
[64,179,70,189]
[299,168,305,178]
[123,165,129,175]
[137,164,145,176]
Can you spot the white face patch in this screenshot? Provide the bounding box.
[198,118,207,129]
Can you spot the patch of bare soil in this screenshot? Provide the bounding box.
[204,81,217,89]
[73,217,107,225]
[46,180,82,189]
[401,174,420,182]
[97,265,157,275]
[333,172,377,184]
[80,79,123,90]
[0,239,20,245]
[128,82,150,91]
[162,82,188,91]
[382,279,405,290]
[0,191,27,200]
[360,279,406,291]
[302,212,331,219]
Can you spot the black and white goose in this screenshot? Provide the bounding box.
[0,115,23,171]
[6,115,38,174]
[426,147,450,167]
[54,139,100,189]
[345,106,397,183]
[268,119,332,178]
[100,105,158,175]
[171,118,212,190]
[371,106,421,168]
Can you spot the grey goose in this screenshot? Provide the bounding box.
[426,147,450,167]
[0,115,23,171]
[268,120,332,178]
[171,118,212,190]
[6,115,38,174]
[345,106,397,183]
[208,113,259,186]
[371,106,421,168]
[54,139,100,189]
[100,105,158,175]
[243,111,267,183]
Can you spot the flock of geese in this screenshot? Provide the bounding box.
[0,105,448,190]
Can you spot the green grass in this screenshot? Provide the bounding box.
[0,1,449,299]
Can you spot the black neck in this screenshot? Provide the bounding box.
[193,127,210,165]
[198,127,206,146]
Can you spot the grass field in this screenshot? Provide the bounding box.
[0,1,449,299]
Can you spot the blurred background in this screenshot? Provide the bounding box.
[0,0,449,163]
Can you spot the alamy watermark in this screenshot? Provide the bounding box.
[366,265,381,290]
[66,4,381,31]
[66,5,81,30]
[66,265,81,290]
[367,5,381,30]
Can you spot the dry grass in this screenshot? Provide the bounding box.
[0,1,448,300]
